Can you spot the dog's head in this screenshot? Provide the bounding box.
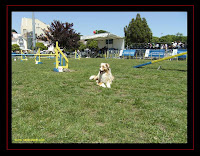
[99,63,110,74]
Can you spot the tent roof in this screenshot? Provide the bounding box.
[80,33,124,41]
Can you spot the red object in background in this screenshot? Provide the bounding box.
[93,30,96,34]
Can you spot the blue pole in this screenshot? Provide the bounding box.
[133,62,152,68]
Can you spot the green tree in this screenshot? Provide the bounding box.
[97,30,108,34]
[158,34,187,43]
[86,40,98,49]
[12,44,21,52]
[141,18,152,42]
[78,41,86,51]
[124,13,152,47]
[36,42,48,50]
[151,36,160,43]
[175,32,183,41]
[180,36,187,43]
[159,35,176,43]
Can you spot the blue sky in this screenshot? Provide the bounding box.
[12,11,187,37]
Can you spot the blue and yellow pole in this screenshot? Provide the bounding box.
[20,50,28,61]
[75,50,80,60]
[133,52,187,68]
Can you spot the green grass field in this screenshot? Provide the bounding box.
[12,57,187,143]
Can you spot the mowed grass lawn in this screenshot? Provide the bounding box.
[12,57,187,143]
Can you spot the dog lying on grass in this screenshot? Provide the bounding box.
[89,63,114,88]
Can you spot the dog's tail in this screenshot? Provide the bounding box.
[89,75,98,80]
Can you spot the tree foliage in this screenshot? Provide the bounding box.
[124,13,152,47]
[78,41,86,51]
[155,33,187,43]
[37,20,80,50]
[12,44,21,51]
[86,40,98,49]
[12,29,17,33]
[36,42,48,51]
[97,30,108,34]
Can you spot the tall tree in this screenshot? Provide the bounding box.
[124,13,152,47]
[37,20,80,50]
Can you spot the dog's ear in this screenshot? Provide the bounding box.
[106,63,110,69]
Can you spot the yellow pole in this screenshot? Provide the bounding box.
[21,50,27,61]
[152,52,187,64]
[38,48,41,62]
[134,52,187,68]
[55,48,58,69]
[55,41,68,68]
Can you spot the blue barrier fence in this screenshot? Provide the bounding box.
[122,49,187,59]
[177,49,187,58]
[122,49,136,56]
[148,49,165,58]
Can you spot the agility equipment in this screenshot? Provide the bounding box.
[35,48,43,64]
[20,50,28,61]
[12,41,69,72]
[35,49,54,64]
[53,41,69,72]
[133,52,187,68]
[75,50,81,60]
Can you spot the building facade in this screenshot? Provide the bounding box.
[19,17,51,51]
[21,17,49,37]
[12,32,27,50]
[80,33,125,50]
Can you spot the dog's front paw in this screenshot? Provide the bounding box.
[89,75,95,80]
[98,82,106,88]
[100,83,106,88]
[106,82,111,88]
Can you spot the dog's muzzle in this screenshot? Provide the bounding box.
[100,70,104,74]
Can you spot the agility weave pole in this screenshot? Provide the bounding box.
[133,52,187,68]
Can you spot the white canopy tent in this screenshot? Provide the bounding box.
[80,33,125,50]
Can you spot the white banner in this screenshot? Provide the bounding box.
[145,49,150,57]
